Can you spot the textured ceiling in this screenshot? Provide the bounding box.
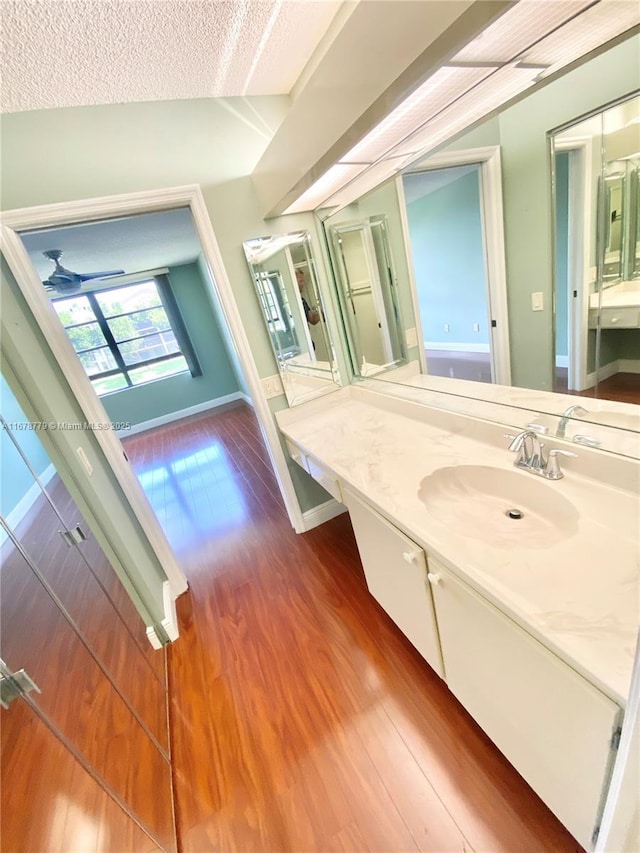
[1,0,342,113]
[20,209,203,283]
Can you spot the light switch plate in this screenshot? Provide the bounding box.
[262,374,284,399]
[531,292,544,312]
[76,446,93,476]
[405,327,418,348]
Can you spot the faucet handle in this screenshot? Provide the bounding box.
[573,434,602,448]
[525,422,549,435]
[546,448,578,480]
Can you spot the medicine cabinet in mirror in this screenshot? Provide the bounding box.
[243,231,341,406]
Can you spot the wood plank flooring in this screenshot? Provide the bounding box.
[124,403,583,853]
[554,369,640,404]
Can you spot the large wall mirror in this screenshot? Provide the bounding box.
[318,38,640,455]
[550,94,640,413]
[243,231,341,406]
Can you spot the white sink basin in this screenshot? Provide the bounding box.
[417,465,579,549]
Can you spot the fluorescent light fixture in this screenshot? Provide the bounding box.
[282,0,639,214]
[342,66,494,164]
[391,64,537,159]
[522,1,640,77]
[282,163,368,214]
[322,157,408,209]
[452,0,595,64]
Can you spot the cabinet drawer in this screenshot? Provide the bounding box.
[305,455,342,502]
[599,306,640,328]
[429,561,620,849]
[285,439,308,472]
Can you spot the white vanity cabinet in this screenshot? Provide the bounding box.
[427,560,622,850]
[342,486,444,679]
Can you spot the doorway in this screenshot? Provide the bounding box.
[398,146,511,386]
[1,187,306,560]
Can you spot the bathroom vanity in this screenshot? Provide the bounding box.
[276,385,639,850]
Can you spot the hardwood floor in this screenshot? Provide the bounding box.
[555,369,640,404]
[125,403,583,853]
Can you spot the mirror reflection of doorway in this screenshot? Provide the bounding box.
[402,163,494,384]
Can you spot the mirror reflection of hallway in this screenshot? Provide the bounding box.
[402,164,494,384]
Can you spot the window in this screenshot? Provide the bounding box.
[53,277,201,396]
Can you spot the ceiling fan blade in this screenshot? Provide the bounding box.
[78,269,125,281]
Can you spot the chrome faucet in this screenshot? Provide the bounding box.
[506,430,576,479]
[556,405,587,438]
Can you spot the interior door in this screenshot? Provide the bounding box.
[0,404,176,849]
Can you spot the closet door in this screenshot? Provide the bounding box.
[0,407,176,850]
[1,415,168,750]
[1,658,161,853]
[0,519,176,851]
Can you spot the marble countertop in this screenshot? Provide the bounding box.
[278,387,640,707]
[590,280,640,309]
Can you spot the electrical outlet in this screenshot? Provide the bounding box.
[262,374,283,399]
[473,322,480,332]
[444,323,450,332]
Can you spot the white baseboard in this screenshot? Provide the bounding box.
[584,359,622,389]
[145,580,182,648]
[1,463,56,547]
[118,391,248,436]
[301,498,347,531]
[424,342,491,353]
[618,359,640,375]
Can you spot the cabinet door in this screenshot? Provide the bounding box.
[343,487,443,678]
[429,562,620,849]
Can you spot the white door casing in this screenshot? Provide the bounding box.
[1,186,306,601]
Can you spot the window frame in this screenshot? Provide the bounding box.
[53,274,201,395]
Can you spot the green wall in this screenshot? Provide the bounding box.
[437,36,639,390]
[405,167,489,347]
[101,262,241,426]
[0,97,340,516]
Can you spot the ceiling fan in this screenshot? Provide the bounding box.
[41,249,125,294]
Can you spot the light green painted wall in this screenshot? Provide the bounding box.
[405,168,489,346]
[437,37,639,390]
[101,262,241,426]
[0,97,342,515]
[497,38,638,390]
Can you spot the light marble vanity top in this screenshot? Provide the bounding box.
[277,385,640,707]
[370,369,640,457]
[590,280,640,308]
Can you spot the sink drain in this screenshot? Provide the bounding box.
[506,508,525,520]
